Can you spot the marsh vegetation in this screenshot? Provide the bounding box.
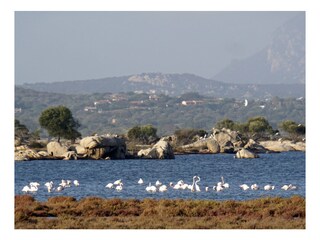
[15,195,305,229]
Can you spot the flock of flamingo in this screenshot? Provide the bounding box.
[21,176,297,194]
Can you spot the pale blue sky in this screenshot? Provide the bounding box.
[15,11,301,84]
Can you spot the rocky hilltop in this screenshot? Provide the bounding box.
[20,72,305,99]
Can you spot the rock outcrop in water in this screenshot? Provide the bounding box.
[259,140,305,152]
[14,134,127,160]
[179,128,244,154]
[47,142,69,157]
[137,137,175,159]
[15,145,42,161]
[177,128,305,157]
[14,129,305,161]
[235,148,259,159]
[77,135,127,159]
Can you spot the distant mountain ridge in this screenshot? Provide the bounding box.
[19,72,305,99]
[19,14,305,98]
[213,13,305,84]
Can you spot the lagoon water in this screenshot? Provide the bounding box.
[15,152,305,202]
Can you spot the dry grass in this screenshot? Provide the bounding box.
[15,195,305,229]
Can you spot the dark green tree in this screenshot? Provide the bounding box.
[279,120,305,139]
[127,124,158,144]
[215,118,236,130]
[39,106,81,142]
[246,116,274,140]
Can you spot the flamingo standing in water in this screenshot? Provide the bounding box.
[114,179,122,185]
[155,180,162,187]
[159,185,167,192]
[239,184,250,190]
[73,180,80,186]
[22,182,40,193]
[116,183,123,191]
[264,184,275,190]
[191,176,201,192]
[146,183,157,193]
[45,181,54,192]
[105,183,114,189]
[220,176,229,189]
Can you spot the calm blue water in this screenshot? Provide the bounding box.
[15,152,305,202]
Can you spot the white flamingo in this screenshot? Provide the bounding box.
[191,176,201,192]
[105,183,114,188]
[138,178,143,184]
[239,184,250,190]
[56,185,64,192]
[73,180,80,186]
[281,184,290,190]
[155,180,162,187]
[113,179,122,185]
[29,185,39,192]
[216,182,224,192]
[251,184,259,190]
[59,179,67,188]
[281,184,297,190]
[116,183,123,191]
[264,184,275,190]
[22,182,39,193]
[173,180,184,190]
[159,185,168,192]
[29,182,40,188]
[289,184,297,190]
[195,176,201,192]
[220,176,229,189]
[146,183,157,193]
[45,181,54,192]
[22,185,31,193]
[66,180,72,187]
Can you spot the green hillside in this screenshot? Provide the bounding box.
[15,87,305,137]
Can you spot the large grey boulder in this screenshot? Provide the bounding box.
[180,138,221,153]
[138,148,159,159]
[78,135,127,159]
[79,135,102,149]
[235,148,259,159]
[47,141,69,157]
[44,135,126,160]
[206,139,220,153]
[75,145,87,155]
[212,128,244,153]
[180,139,208,151]
[138,138,174,159]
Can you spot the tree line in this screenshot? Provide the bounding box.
[15,106,305,147]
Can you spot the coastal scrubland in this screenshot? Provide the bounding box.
[15,195,305,229]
